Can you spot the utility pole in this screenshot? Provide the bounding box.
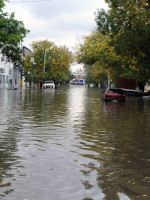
[43,49,47,79]
[30,57,35,89]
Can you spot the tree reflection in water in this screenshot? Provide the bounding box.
[0,88,150,199]
[78,94,150,199]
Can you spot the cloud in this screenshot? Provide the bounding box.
[5,0,108,50]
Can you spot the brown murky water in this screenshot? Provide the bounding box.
[0,86,150,200]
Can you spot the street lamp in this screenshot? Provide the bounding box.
[108,75,110,88]
[43,49,47,75]
[43,47,52,79]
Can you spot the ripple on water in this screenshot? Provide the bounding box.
[0,88,150,199]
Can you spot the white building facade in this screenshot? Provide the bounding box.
[0,46,31,89]
[0,53,21,89]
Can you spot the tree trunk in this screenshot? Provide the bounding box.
[138,82,145,92]
[40,82,43,89]
[94,83,98,87]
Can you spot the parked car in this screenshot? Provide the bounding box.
[103,88,125,102]
[42,80,55,89]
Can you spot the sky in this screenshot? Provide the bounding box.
[4,0,108,52]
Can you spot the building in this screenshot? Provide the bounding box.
[70,68,86,85]
[21,46,31,88]
[72,68,85,79]
[0,46,31,89]
[0,53,20,89]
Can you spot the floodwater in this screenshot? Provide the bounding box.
[0,86,150,200]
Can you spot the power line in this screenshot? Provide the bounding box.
[10,0,51,3]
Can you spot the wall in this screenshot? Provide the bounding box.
[117,78,136,89]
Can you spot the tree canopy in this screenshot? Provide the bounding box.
[0,0,29,63]
[75,31,126,85]
[95,0,150,90]
[75,32,106,85]
[23,40,74,86]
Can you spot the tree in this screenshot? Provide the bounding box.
[75,31,126,85]
[23,40,73,86]
[95,0,150,91]
[75,32,108,85]
[0,0,29,63]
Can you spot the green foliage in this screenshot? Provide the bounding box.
[84,64,108,85]
[95,0,150,86]
[23,40,73,85]
[0,0,29,63]
[75,31,126,84]
[95,9,111,35]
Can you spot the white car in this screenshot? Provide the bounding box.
[42,80,55,89]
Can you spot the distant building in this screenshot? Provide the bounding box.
[71,68,86,79]
[70,68,86,85]
[22,46,31,57]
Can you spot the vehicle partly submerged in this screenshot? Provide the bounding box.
[103,88,125,102]
[42,80,55,89]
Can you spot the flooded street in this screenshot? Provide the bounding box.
[0,86,150,200]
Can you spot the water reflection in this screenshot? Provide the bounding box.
[0,90,24,198]
[103,101,125,112]
[67,86,86,128]
[0,87,150,199]
[78,96,150,199]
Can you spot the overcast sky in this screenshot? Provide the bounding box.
[5,0,108,52]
